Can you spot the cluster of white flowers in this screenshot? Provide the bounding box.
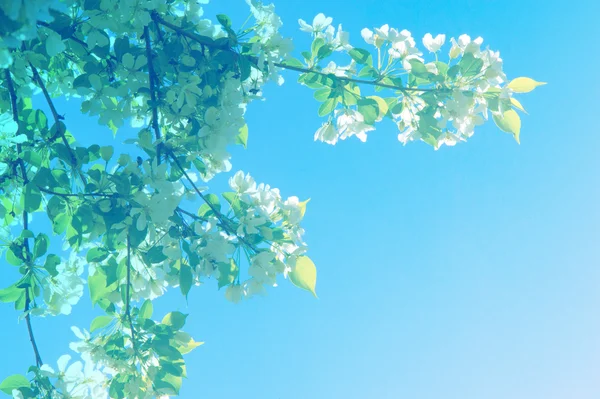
[299,13,351,53]
[35,354,110,399]
[362,24,422,70]
[222,171,308,302]
[25,252,86,317]
[299,15,518,150]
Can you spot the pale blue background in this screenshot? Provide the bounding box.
[2,0,600,398]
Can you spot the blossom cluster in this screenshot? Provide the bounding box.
[298,14,540,149]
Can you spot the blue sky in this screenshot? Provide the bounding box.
[2,0,600,398]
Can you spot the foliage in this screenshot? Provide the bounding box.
[0,0,543,397]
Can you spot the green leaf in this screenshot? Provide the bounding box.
[113,36,130,61]
[318,98,337,117]
[217,259,239,289]
[22,183,41,213]
[204,194,221,212]
[493,109,521,144]
[459,53,483,77]
[162,311,188,330]
[317,44,333,60]
[33,233,49,259]
[409,59,429,79]
[0,375,30,395]
[44,254,61,277]
[311,37,325,58]
[313,87,332,102]
[88,271,109,305]
[367,96,389,121]
[216,14,232,29]
[179,262,193,298]
[176,337,203,355]
[348,48,373,66]
[357,98,379,125]
[87,247,109,263]
[0,285,22,303]
[6,246,23,266]
[139,299,153,319]
[235,124,248,149]
[289,256,318,297]
[45,31,66,57]
[100,146,114,162]
[510,97,527,114]
[507,77,546,93]
[280,58,304,68]
[90,315,113,332]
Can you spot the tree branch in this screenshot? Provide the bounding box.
[143,25,163,164]
[29,64,88,185]
[4,68,44,368]
[152,13,438,93]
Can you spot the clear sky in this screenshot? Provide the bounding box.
[2,0,600,398]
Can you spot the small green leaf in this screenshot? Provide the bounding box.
[90,315,113,332]
[44,254,61,277]
[179,262,193,298]
[139,299,153,319]
[0,374,30,395]
[289,256,318,297]
[88,271,109,305]
[510,97,527,114]
[100,146,114,162]
[318,98,337,117]
[22,183,41,213]
[216,14,232,29]
[0,285,22,303]
[87,247,109,263]
[348,48,373,66]
[459,53,483,77]
[493,109,521,144]
[357,98,379,125]
[280,58,304,68]
[367,96,389,121]
[45,31,66,57]
[235,124,248,149]
[33,233,49,259]
[162,311,188,330]
[218,259,239,289]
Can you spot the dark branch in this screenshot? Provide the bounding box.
[29,64,87,185]
[152,13,437,94]
[4,69,44,368]
[143,25,163,164]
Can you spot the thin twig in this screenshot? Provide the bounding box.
[125,234,137,354]
[166,149,258,252]
[38,186,116,198]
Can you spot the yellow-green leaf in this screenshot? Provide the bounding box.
[510,97,527,114]
[493,109,521,144]
[299,198,310,219]
[90,315,113,332]
[289,256,317,297]
[177,337,204,354]
[367,95,389,120]
[507,77,546,93]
